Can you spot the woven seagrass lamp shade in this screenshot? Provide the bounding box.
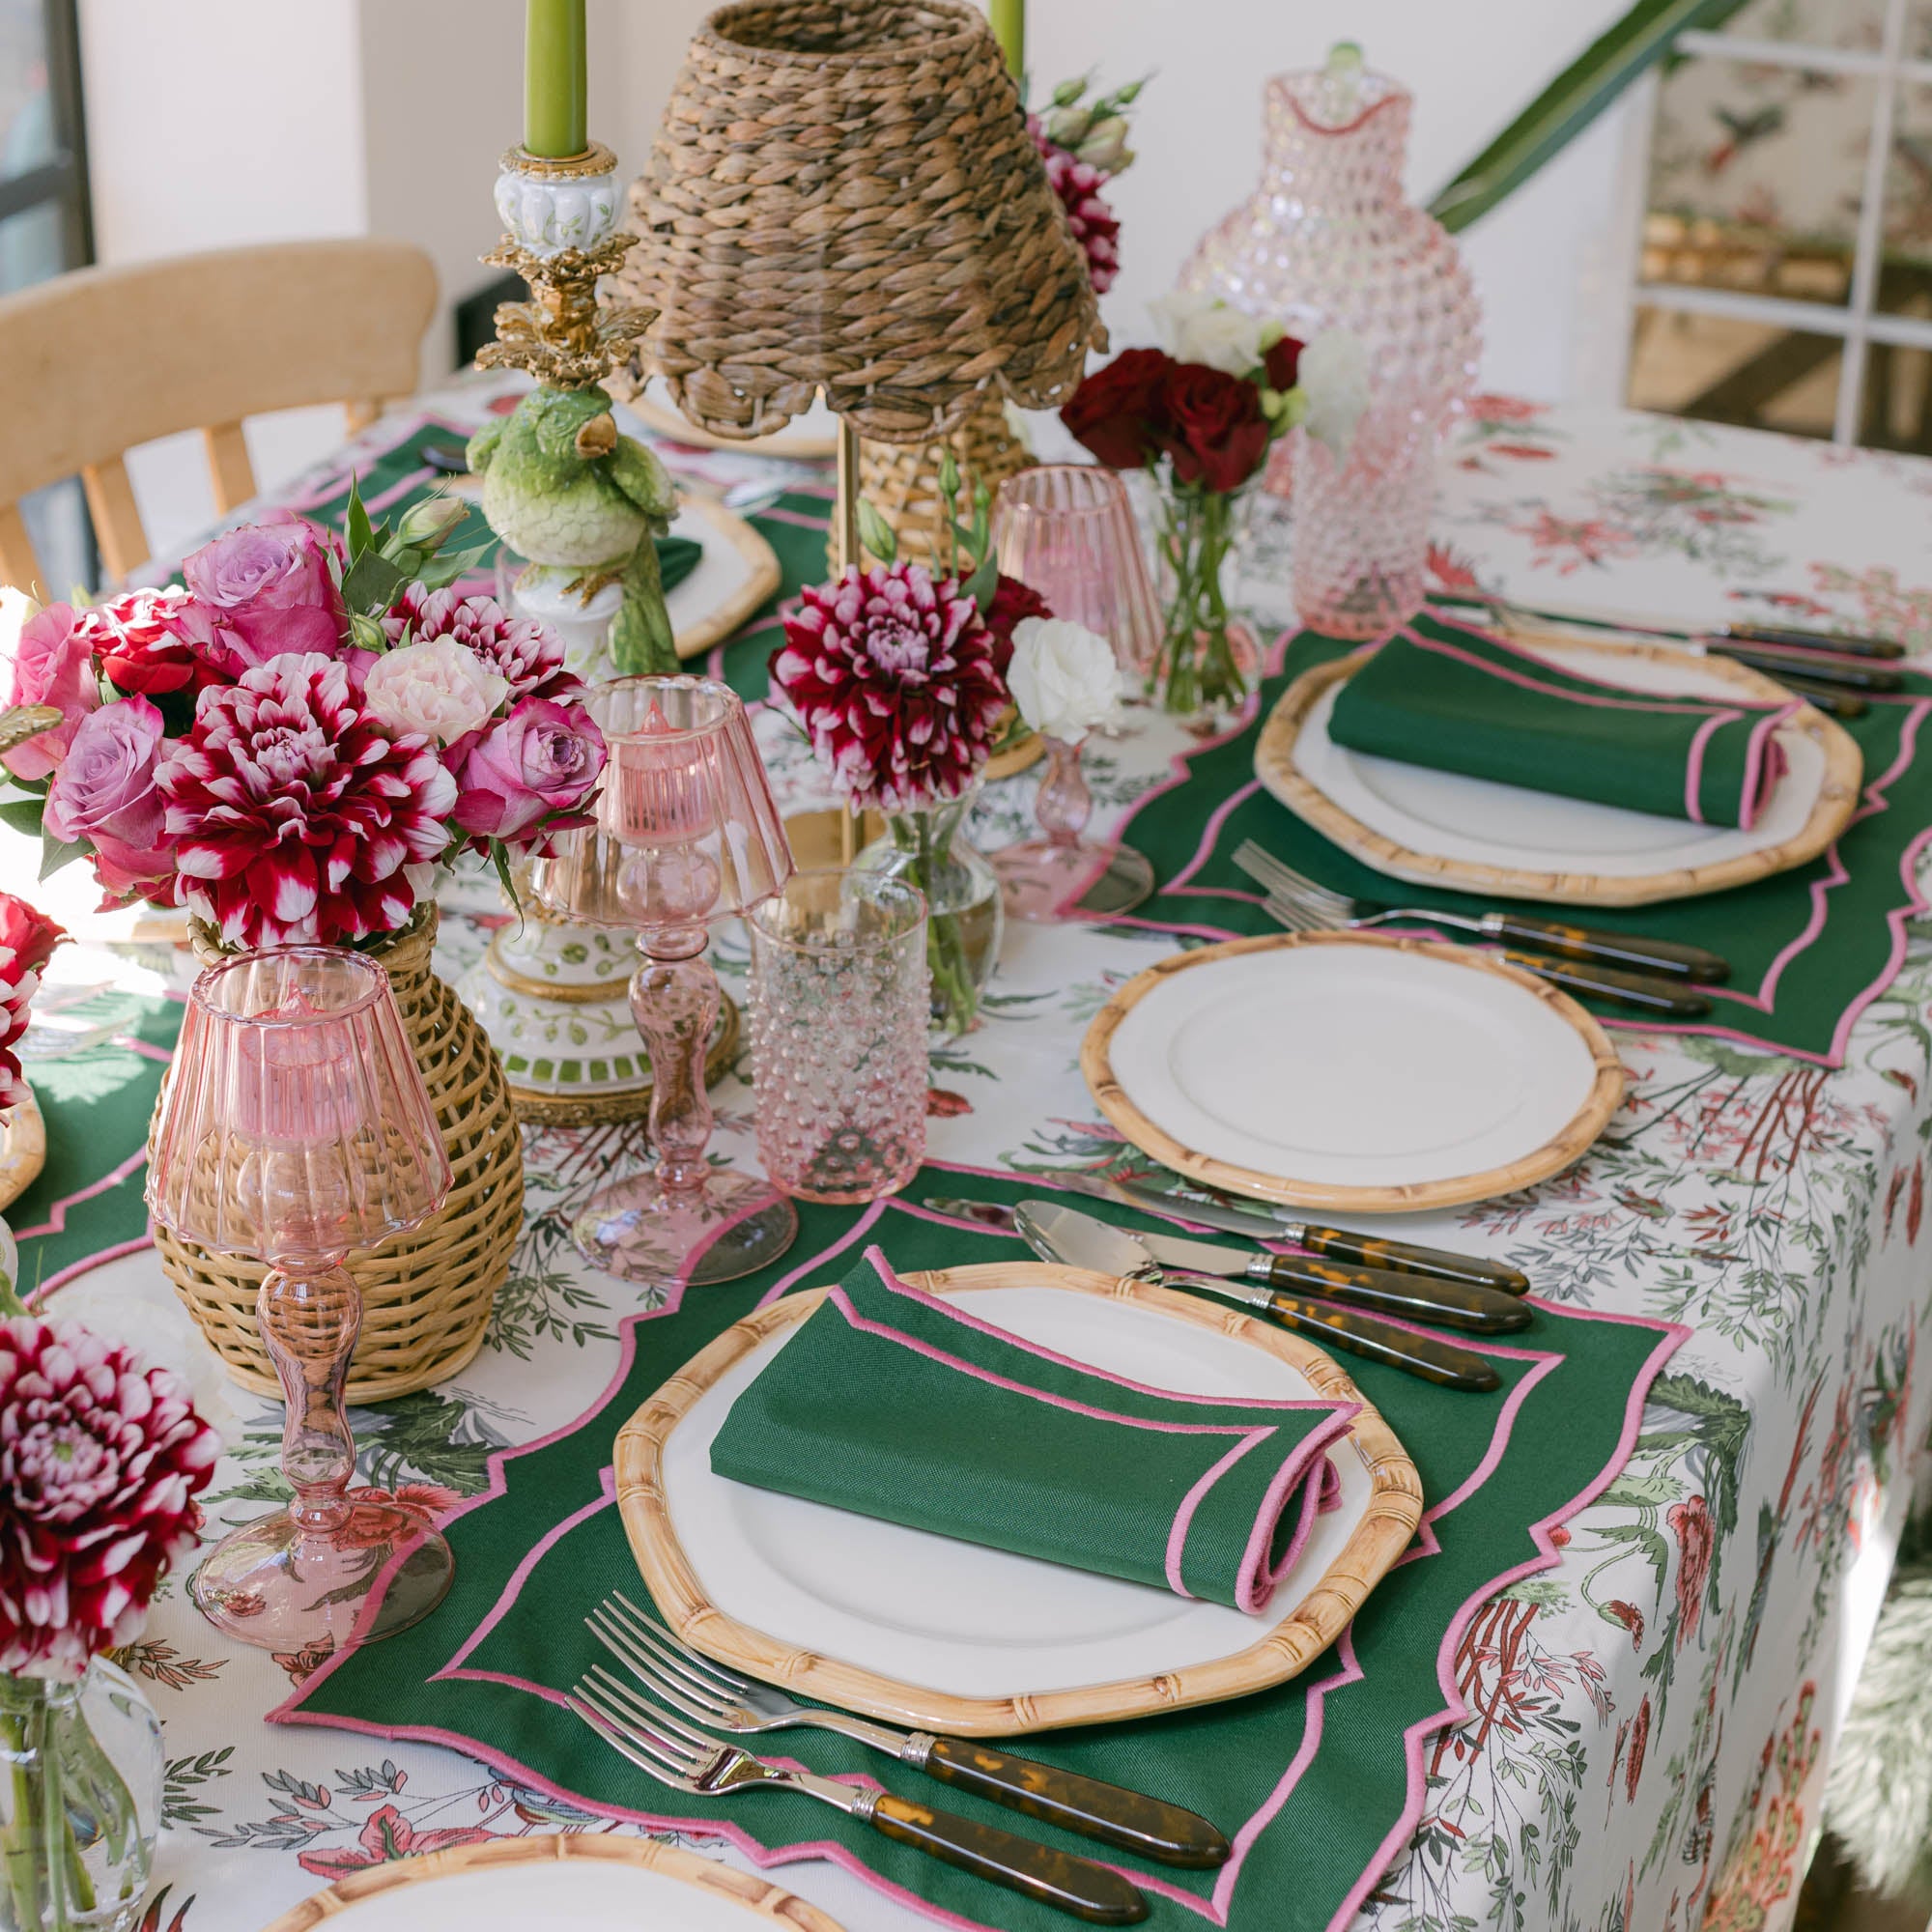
[613,0,1106,451]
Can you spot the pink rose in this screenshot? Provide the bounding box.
[451,697,606,841]
[2,598,99,780]
[179,510,346,668]
[42,697,176,901]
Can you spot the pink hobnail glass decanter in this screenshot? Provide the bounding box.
[1180,43,1482,639]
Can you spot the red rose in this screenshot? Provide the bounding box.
[1264,335,1304,391]
[1158,362,1269,494]
[981,574,1052,679]
[1062,348,1177,470]
[0,892,66,985]
[74,588,210,696]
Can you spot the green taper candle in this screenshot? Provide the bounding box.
[988,0,1023,76]
[525,0,587,158]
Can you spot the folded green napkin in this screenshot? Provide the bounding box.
[655,533,702,595]
[709,1249,1359,1614]
[1325,611,1798,827]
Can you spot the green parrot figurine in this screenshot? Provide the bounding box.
[468,383,680,674]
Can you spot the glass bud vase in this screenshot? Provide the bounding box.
[1180,47,1482,638]
[854,786,1003,1037]
[1150,474,1258,722]
[0,1662,162,1932]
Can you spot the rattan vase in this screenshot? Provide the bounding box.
[859,391,1033,571]
[152,908,525,1405]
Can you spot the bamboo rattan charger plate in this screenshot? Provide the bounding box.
[617,1261,1420,1737]
[1255,632,1863,908]
[0,1080,44,1212]
[259,1833,847,1932]
[1082,931,1625,1215]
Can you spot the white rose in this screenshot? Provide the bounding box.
[1150,291,1268,377]
[1299,328,1371,461]
[1007,617,1122,745]
[361,636,508,743]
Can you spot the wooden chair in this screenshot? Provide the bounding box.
[0,238,440,592]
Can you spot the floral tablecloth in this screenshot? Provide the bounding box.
[10,378,1932,1932]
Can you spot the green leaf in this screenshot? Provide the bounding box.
[341,550,411,617]
[1428,0,1759,234]
[345,473,374,559]
[962,552,1000,614]
[491,839,522,915]
[0,797,46,838]
[856,497,898,565]
[39,835,87,882]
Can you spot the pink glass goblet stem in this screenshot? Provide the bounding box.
[632,925,720,1193]
[1035,737,1093,850]
[258,1258,360,1536]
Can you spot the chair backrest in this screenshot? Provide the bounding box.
[0,238,440,593]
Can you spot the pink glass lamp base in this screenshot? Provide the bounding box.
[571,1167,798,1286]
[190,1496,453,1652]
[992,838,1155,922]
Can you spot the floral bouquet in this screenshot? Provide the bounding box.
[0,492,607,951]
[0,1233,222,1930]
[1062,292,1368,716]
[1030,71,1147,296]
[771,467,1036,1035]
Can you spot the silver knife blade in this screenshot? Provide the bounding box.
[1107,1178,1292,1239]
[1021,1198,1268,1282]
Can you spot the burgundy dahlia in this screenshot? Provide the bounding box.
[0,1316,221,1676]
[383,585,575,702]
[156,651,457,949]
[1034,129,1122,295]
[771,564,1009,812]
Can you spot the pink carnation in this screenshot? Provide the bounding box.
[156,652,456,948]
[384,585,575,702]
[1033,126,1121,295]
[0,1315,221,1677]
[769,563,1009,811]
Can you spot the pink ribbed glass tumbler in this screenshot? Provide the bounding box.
[148,948,453,1651]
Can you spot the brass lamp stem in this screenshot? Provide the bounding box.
[835,408,862,866]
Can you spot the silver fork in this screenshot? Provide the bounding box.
[570,1666,1148,1924]
[1232,839,1727,984]
[587,1593,1227,1867]
[1234,846,1713,1017]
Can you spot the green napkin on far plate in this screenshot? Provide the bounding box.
[654,533,701,596]
[709,1248,1358,1614]
[1326,611,1798,828]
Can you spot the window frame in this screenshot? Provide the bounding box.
[0,0,91,272]
[1628,0,1932,444]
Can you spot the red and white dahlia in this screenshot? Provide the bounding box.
[383,585,576,702]
[0,894,63,1120]
[0,1316,221,1676]
[1034,133,1121,296]
[156,652,457,949]
[771,564,1009,812]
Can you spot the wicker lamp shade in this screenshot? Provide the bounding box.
[613,0,1106,446]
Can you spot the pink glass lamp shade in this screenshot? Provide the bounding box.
[147,949,454,1652]
[531,674,798,1287]
[992,466,1162,684]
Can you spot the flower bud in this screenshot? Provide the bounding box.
[1051,75,1088,107]
[1044,103,1094,148]
[397,494,469,549]
[1076,120,1133,173]
[349,611,390,653]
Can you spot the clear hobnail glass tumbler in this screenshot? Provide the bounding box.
[1180,47,1482,638]
[147,948,454,1653]
[748,871,929,1205]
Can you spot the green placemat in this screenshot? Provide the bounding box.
[283,1168,1682,1932]
[1116,634,1932,1066]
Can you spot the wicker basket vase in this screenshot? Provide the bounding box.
[152,908,525,1405]
[859,391,1033,572]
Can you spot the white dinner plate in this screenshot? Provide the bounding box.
[1082,932,1624,1213]
[261,1836,847,1932]
[1254,635,1863,907]
[617,1264,1420,1734]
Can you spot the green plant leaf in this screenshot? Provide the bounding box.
[855,497,898,565]
[0,797,45,838]
[962,552,1000,614]
[39,834,87,881]
[341,550,410,617]
[1428,0,1757,234]
[345,473,374,558]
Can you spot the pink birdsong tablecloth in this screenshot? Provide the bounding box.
[11,374,1932,1932]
